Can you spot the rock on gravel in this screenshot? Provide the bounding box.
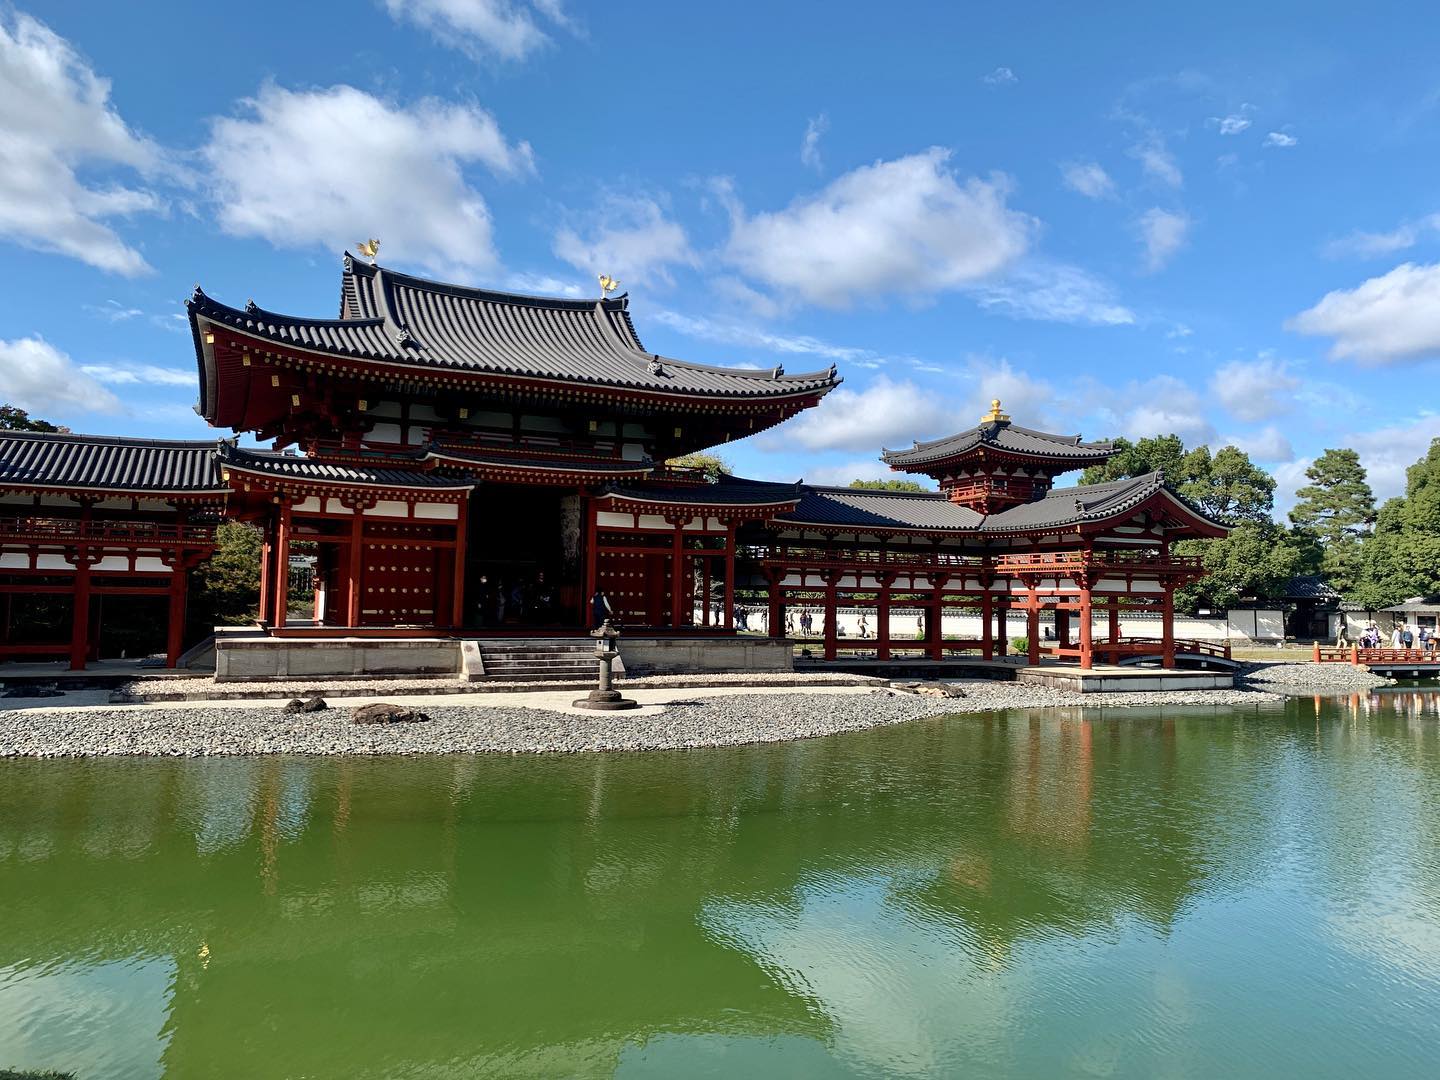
[352,702,430,725]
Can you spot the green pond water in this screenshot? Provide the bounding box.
[4,691,1440,1079]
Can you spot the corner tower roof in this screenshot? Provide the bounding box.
[881,399,1115,474]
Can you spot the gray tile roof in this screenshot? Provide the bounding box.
[978,472,1168,532]
[432,447,656,476]
[778,487,984,531]
[218,444,472,489]
[1280,574,1342,601]
[882,421,1113,469]
[190,255,841,403]
[602,475,803,507]
[0,431,225,493]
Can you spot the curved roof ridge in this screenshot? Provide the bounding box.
[802,483,947,499]
[0,429,221,450]
[191,287,385,330]
[347,254,620,312]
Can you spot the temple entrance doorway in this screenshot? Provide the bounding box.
[463,484,580,629]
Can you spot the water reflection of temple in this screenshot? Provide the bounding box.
[5,697,1438,1076]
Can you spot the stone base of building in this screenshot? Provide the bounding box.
[212,631,793,682]
[617,637,793,676]
[1016,665,1234,693]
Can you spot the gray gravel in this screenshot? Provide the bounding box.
[1238,660,1393,693]
[0,683,1287,758]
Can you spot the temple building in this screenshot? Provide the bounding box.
[0,254,1228,675]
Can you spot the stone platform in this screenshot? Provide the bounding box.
[212,631,794,682]
[1016,664,1234,692]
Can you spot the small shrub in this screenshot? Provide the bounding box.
[1010,636,1029,654]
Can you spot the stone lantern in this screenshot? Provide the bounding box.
[572,619,639,710]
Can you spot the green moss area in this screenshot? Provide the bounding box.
[0,1070,76,1079]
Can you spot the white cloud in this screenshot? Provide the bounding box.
[1272,457,1312,517]
[806,459,903,486]
[1346,413,1440,501]
[780,376,959,453]
[84,300,143,322]
[1059,161,1115,200]
[1130,133,1183,188]
[650,310,890,368]
[1166,323,1193,339]
[381,0,571,61]
[800,113,829,171]
[0,337,121,416]
[954,357,1056,425]
[1221,425,1294,462]
[79,362,194,388]
[1212,113,1252,135]
[1209,356,1301,422]
[971,260,1135,326]
[721,148,1034,308]
[203,84,533,275]
[1287,261,1440,364]
[1136,207,1190,271]
[505,270,586,297]
[982,66,1017,86]
[1324,214,1440,259]
[553,196,695,288]
[0,12,170,275]
[1264,131,1298,148]
[1096,374,1215,444]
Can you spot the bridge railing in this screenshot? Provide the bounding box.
[1314,642,1439,665]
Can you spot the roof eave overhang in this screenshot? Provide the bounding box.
[220,462,474,494]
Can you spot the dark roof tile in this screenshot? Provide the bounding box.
[0,431,225,493]
[882,421,1113,469]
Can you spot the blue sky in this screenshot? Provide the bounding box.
[3,1,1439,513]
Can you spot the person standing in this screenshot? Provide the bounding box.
[1391,623,1404,649]
[591,588,613,628]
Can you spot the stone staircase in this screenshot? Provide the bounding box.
[470,638,603,682]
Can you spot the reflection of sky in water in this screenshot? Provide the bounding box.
[0,954,173,1079]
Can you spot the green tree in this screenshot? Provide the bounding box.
[193,521,262,625]
[1352,439,1440,607]
[1176,445,1275,525]
[1288,448,1376,595]
[1176,522,1304,610]
[1081,434,1188,485]
[0,405,61,432]
[848,478,931,492]
[666,452,731,482]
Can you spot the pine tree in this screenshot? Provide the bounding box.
[848,478,930,492]
[1288,448,1376,595]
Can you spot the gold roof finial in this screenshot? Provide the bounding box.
[598,273,620,297]
[356,238,380,264]
[981,398,1010,423]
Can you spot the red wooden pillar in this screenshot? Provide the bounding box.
[258,514,273,625]
[1108,599,1120,641]
[767,571,783,638]
[1026,594,1041,666]
[450,495,468,629]
[670,522,685,629]
[273,498,292,630]
[927,575,947,661]
[981,585,994,660]
[876,573,895,661]
[723,522,736,631]
[69,557,92,671]
[1161,586,1176,669]
[165,558,188,668]
[582,496,599,622]
[1078,582,1093,670]
[823,572,839,660]
[345,511,363,627]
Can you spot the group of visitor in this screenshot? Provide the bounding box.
[1345,620,1437,653]
[474,571,557,627]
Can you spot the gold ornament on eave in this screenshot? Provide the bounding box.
[357,238,381,263]
[598,273,620,297]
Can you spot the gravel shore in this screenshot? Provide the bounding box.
[1238,660,1393,693]
[0,683,1285,758]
